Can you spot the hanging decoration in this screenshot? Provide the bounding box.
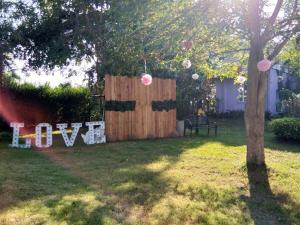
[140,59,153,86]
[181,40,193,50]
[141,73,153,86]
[257,59,272,72]
[236,76,247,84]
[182,59,192,69]
[192,73,199,80]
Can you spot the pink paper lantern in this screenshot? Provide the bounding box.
[181,40,193,50]
[141,73,152,86]
[257,59,272,72]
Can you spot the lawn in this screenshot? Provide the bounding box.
[0,119,300,225]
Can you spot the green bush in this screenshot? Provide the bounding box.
[270,117,300,141]
[176,100,192,120]
[0,131,12,141]
[105,101,136,112]
[1,83,93,126]
[0,117,10,131]
[209,110,272,121]
[152,100,177,112]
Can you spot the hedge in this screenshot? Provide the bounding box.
[152,100,177,112]
[105,101,136,112]
[0,84,93,131]
[208,110,272,121]
[270,117,300,141]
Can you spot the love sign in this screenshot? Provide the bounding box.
[9,121,106,149]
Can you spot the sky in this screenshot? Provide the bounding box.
[13,58,93,87]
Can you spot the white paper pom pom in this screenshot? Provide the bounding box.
[192,73,199,80]
[236,76,247,84]
[182,59,192,69]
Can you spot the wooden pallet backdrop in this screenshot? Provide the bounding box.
[104,75,177,141]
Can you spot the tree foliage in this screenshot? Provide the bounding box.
[14,0,251,81]
[278,37,300,76]
[0,0,22,86]
[16,1,164,79]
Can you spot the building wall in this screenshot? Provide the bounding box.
[216,79,245,113]
[266,69,278,114]
[216,68,279,114]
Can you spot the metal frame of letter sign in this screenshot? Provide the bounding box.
[35,123,53,148]
[9,123,31,149]
[81,121,106,145]
[9,121,106,149]
[56,123,82,147]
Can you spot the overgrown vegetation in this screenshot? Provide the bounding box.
[0,83,93,130]
[271,117,300,141]
[278,88,300,117]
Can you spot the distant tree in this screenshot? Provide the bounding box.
[278,37,300,76]
[0,0,16,87]
[0,0,31,87]
[16,0,167,91]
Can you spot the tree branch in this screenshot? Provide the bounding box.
[268,0,283,27]
[262,0,284,41]
[247,0,261,41]
[263,0,299,44]
[267,24,299,42]
[267,25,299,60]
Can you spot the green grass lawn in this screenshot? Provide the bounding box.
[0,119,300,225]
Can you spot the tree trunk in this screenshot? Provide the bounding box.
[245,41,268,165]
[0,49,4,87]
[0,55,4,89]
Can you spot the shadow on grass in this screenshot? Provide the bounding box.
[242,164,300,225]
[0,137,207,224]
[0,147,88,210]
[195,119,300,153]
[42,138,203,212]
[1,123,299,224]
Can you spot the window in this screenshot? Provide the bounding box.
[237,84,247,102]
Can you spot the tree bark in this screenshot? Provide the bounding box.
[244,0,268,166]
[245,41,268,165]
[244,0,297,165]
[0,49,4,88]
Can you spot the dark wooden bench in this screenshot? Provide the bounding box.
[184,115,218,136]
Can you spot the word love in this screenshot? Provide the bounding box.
[9,121,106,149]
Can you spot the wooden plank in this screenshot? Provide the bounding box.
[104,75,177,141]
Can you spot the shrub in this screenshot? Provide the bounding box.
[278,88,294,101]
[209,110,272,120]
[270,117,300,141]
[176,100,193,120]
[277,88,300,117]
[0,117,10,131]
[0,84,93,125]
[0,131,12,141]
